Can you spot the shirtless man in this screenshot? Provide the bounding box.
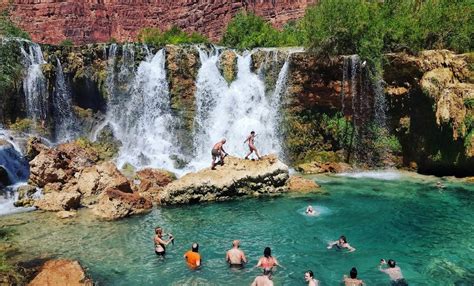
[244,131,261,160]
[226,240,247,267]
[379,259,408,286]
[327,235,356,252]
[304,270,320,286]
[211,138,228,170]
[251,268,273,286]
[343,267,365,286]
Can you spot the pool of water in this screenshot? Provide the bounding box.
[1,171,474,285]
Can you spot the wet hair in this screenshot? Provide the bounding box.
[388,259,396,268]
[306,270,314,278]
[350,267,358,279]
[263,247,272,258]
[263,268,272,276]
[155,227,162,235]
[339,235,347,243]
[251,131,255,134]
[192,243,199,252]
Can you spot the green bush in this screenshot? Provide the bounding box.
[0,9,30,39]
[138,26,208,46]
[59,38,74,47]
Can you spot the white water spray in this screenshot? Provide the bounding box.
[53,58,77,142]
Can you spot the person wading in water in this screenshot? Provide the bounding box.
[244,131,261,160]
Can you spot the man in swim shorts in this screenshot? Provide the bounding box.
[244,131,261,160]
[211,138,228,170]
[184,243,201,269]
[226,240,247,267]
[379,259,408,286]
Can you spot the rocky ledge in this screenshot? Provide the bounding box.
[28,259,92,286]
[159,155,289,204]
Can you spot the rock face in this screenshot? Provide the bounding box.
[92,188,152,220]
[296,161,352,174]
[159,155,289,204]
[3,0,315,44]
[28,259,92,286]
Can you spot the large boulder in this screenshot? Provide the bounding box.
[92,188,152,220]
[34,191,81,211]
[28,259,92,286]
[296,161,352,174]
[13,184,38,207]
[159,155,289,204]
[287,175,321,192]
[76,161,132,206]
[135,168,176,202]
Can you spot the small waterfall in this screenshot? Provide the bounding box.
[20,43,48,126]
[0,130,31,216]
[53,58,77,142]
[108,49,180,171]
[190,48,288,170]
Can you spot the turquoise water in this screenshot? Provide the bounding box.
[2,171,474,285]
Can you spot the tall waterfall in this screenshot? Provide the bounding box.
[106,48,180,171]
[190,48,289,170]
[20,43,48,126]
[53,58,77,142]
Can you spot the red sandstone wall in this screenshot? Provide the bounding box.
[2,0,315,44]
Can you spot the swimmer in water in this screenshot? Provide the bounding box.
[343,267,365,286]
[256,247,281,272]
[226,240,247,267]
[436,181,445,189]
[304,270,320,286]
[327,235,356,252]
[379,259,408,286]
[305,205,319,216]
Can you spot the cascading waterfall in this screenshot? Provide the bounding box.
[107,49,180,171]
[52,58,77,142]
[0,130,31,216]
[190,48,289,170]
[20,43,48,126]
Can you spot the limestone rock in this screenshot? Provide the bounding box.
[92,188,152,220]
[135,168,176,202]
[25,137,49,161]
[287,175,321,192]
[56,210,77,219]
[34,191,81,211]
[28,259,92,286]
[14,184,37,207]
[296,161,352,174]
[76,161,132,206]
[159,155,289,205]
[218,50,237,83]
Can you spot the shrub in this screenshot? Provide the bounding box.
[59,38,74,47]
[138,26,208,46]
[0,9,30,39]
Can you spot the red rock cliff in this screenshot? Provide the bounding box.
[1,0,315,44]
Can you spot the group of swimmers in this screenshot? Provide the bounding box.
[154,227,407,285]
[211,131,261,170]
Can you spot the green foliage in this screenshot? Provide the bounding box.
[138,26,208,46]
[0,9,30,39]
[464,98,474,109]
[221,12,303,49]
[8,119,32,132]
[59,38,74,47]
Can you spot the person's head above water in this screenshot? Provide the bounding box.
[339,235,347,243]
[263,247,272,258]
[232,240,240,248]
[304,270,314,281]
[307,205,313,211]
[388,259,396,268]
[155,227,162,235]
[350,267,358,279]
[191,243,199,252]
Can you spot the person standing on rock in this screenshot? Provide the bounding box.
[226,240,247,267]
[244,131,261,160]
[211,138,228,170]
[184,242,201,269]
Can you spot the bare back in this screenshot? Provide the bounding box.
[227,248,245,265]
[344,278,364,286]
[213,142,224,151]
[251,276,273,286]
[381,267,403,281]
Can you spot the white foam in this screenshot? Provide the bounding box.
[337,170,402,180]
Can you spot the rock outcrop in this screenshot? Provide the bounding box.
[159,155,289,204]
[3,0,315,44]
[135,168,176,202]
[13,184,37,207]
[287,175,321,192]
[92,188,152,220]
[296,161,352,174]
[28,259,92,286]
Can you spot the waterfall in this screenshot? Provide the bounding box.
[190,48,288,170]
[53,58,77,142]
[0,130,31,216]
[20,43,48,126]
[108,49,180,171]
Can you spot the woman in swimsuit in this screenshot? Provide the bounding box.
[154,227,174,256]
[256,247,281,271]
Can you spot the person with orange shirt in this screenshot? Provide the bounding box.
[184,242,201,269]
